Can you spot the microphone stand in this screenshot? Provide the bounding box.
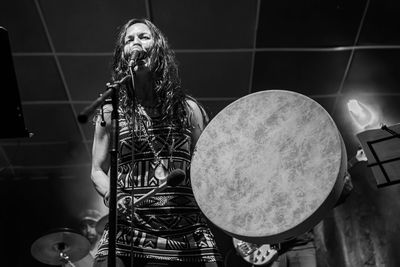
[108,82,119,267]
[78,58,141,267]
[78,75,130,267]
[128,64,137,267]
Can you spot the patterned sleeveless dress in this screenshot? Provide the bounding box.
[96,106,222,263]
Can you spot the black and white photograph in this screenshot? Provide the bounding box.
[1,1,400,266]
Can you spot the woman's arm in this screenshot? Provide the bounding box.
[91,104,112,200]
[186,98,209,149]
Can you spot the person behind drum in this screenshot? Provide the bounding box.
[69,209,102,267]
[270,172,353,267]
[91,18,223,267]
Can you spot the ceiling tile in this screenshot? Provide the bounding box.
[13,56,67,101]
[0,167,14,181]
[358,0,400,45]
[257,0,367,47]
[22,104,82,142]
[151,0,258,49]
[0,0,50,52]
[38,0,147,52]
[342,49,400,94]
[312,96,336,115]
[252,51,351,95]
[60,56,111,101]
[2,142,89,167]
[177,52,252,98]
[200,99,238,119]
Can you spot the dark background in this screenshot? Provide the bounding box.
[1,0,400,266]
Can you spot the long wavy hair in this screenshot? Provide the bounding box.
[111,18,188,128]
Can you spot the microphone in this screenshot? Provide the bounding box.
[134,169,186,206]
[128,50,147,68]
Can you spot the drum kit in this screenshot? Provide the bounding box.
[31,217,108,266]
[30,228,90,266]
[32,90,348,265]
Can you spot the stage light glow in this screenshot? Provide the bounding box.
[347,99,377,130]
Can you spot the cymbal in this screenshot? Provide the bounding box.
[96,214,108,234]
[31,228,90,265]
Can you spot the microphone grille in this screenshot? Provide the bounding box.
[128,50,147,67]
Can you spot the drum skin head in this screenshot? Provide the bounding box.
[191,90,346,244]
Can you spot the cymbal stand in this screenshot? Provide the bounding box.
[56,242,76,267]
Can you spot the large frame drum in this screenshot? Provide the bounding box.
[191,90,347,244]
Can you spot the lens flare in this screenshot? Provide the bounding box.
[347,99,377,130]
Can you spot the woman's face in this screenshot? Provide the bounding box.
[123,23,154,69]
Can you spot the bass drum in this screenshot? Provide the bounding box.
[191,90,347,244]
